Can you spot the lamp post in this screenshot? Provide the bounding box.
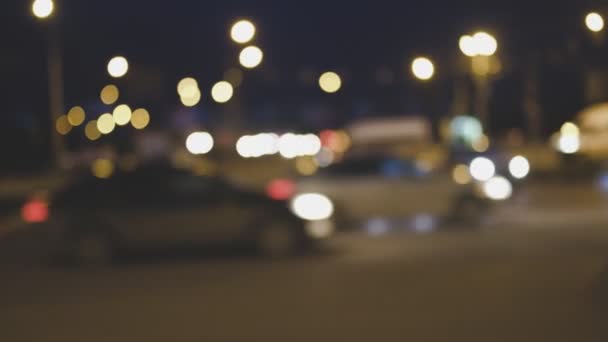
[33,0,65,168]
[459,31,499,129]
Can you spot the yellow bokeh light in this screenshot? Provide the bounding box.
[177,77,199,98]
[181,89,202,107]
[239,46,264,69]
[459,35,477,57]
[55,115,71,135]
[473,32,498,56]
[100,85,119,105]
[131,108,150,130]
[230,20,256,44]
[97,113,115,134]
[211,81,234,103]
[561,122,580,136]
[586,12,605,32]
[85,121,101,141]
[411,57,435,81]
[224,68,244,87]
[67,106,85,126]
[107,56,129,78]
[92,158,114,179]
[32,0,54,19]
[472,134,490,153]
[112,104,132,126]
[319,72,342,93]
[452,164,472,185]
[295,157,319,176]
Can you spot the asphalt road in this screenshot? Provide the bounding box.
[2,226,608,341]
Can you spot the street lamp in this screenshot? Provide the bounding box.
[231,20,256,44]
[32,0,64,168]
[586,12,605,33]
[459,31,499,129]
[32,0,54,19]
[411,57,435,81]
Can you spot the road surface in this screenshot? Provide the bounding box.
[2,225,608,341]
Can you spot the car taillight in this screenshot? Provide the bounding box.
[21,199,49,223]
[266,179,295,201]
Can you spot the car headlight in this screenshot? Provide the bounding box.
[482,176,513,201]
[290,193,334,221]
[469,157,496,181]
[508,155,530,179]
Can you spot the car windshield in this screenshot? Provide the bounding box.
[3,1,608,341]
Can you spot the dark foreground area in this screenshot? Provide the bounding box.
[2,225,608,341]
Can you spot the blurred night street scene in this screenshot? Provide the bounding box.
[4,0,608,340]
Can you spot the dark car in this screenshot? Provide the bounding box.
[39,165,315,265]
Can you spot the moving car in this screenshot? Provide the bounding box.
[29,164,328,265]
[294,154,518,228]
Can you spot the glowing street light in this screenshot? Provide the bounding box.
[230,20,256,44]
[107,56,129,78]
[319,72,342,93]
[411,57,435,81]
[211,81,234,103]
[459,32,498,57]
[32,0,54,19]
[586,12,605,32]
[239,46,264,69]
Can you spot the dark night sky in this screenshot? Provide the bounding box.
[2,0,608,169]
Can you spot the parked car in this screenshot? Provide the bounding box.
[30,165,329,265]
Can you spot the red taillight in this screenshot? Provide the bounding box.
[266,179,295,201]
[21,199,49,223]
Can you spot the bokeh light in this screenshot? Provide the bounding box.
[483,176,513,201]
[32,0,54,19]
[181,89,202,107]
[560,122,580,136]
[131,108,150,130]
[92,158,114,179]
[112,104,132,126]
[97,113,116,134]
[186,132,214,155]
[411,57,435,81]
[296,157,319,176]
[472,134,490,153]
[291,193,334,221]
[224,68,244,87]
[473,32,498,56]
[55,115,71,135]
[586,12,605,32]
[460,32,498,57]
[236,133,279,158]
[469,157,496,181]
[558,135,580,154]
[85,120,101,141]
[100,85,119,105]
[459,35,477,57]
[67,106,85,126]
[211,81,234,103]
[266,179,295,201]
[318,72,342,93]
[452,164,472,185]
[278,133,322,159]
[509,155,530,179]
[314,147,335,168]
[230,20,256,44]
[177,77,199,98]
[107,56,129,78]
[239,46,264,69]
